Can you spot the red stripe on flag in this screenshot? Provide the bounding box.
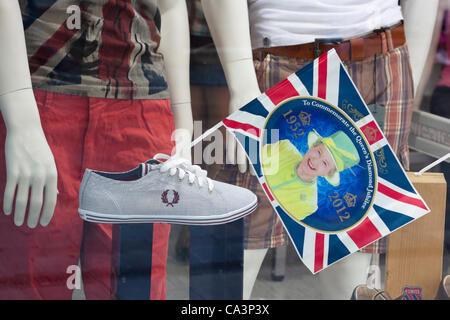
[317,53,328,100]
[265,78,299,106]
[222,118,261,137]
[262,183,274,202]
[347,217,382,249]
[314,233,325,273]
[378,183,428,211]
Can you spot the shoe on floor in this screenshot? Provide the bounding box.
[350,285,394,300]
[435,275,450,300]
[78,154,257,225]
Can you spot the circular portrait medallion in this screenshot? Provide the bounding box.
[261,97,377,233]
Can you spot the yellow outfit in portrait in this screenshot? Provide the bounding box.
[262,140,318,221]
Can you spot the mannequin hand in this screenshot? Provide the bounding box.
[0,90,57,228]
[0,3,57,228]
[4,128,57,228]
[226,88,261,175]
[226,126,255,175]
[170,101,193,163]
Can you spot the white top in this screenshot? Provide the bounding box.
[248,0,403,49]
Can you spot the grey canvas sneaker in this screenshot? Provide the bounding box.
[78,154,257,225]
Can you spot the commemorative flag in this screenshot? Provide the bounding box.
[221,49,430,274]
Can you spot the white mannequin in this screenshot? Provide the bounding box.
[201,0,439,300]
[316,0,440,300]
[0,1,57,228]
[200,0,261,174]
[158,0,194,161]
[0,0,261,298]
[0,0,195,228]
[402,0,442,98]
[199,0,262,298]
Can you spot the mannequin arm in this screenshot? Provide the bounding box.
[201,0,261,173]
[0,1,57,228]
[402,0,441,105]
[158,0,193,160]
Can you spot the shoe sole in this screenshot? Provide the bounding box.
[78,199,257,226]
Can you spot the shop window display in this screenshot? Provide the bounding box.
[0,0,448,303]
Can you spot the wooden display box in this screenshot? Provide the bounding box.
[385,172,447,300]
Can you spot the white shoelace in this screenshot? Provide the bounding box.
[152,153,214,192]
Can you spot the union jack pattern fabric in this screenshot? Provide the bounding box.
[222,49,430,274]
[20,0,169,100]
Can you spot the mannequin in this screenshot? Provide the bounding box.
[0,0,260,299]
[402,0,443,100]
[200,0,261,168]
[0,0,194,299]
[318,0,439,300]
[199,0,261,298]
[0,0,193,226]
[0,0,262,225]
[0,0,273,300]
[159,0,194,161]
[202,0,439,300]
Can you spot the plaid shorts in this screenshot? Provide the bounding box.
[214,43,414,253]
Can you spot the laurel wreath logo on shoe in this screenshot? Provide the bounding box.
[161,189,180,207]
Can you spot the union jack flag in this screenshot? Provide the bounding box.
[20,0,168,100]
[222,49,430,274]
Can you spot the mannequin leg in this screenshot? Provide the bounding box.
[317,252,372,300]
[243,248,268,300]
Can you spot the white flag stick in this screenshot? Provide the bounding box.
[173,121,225,159]
[414,152,450,176]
